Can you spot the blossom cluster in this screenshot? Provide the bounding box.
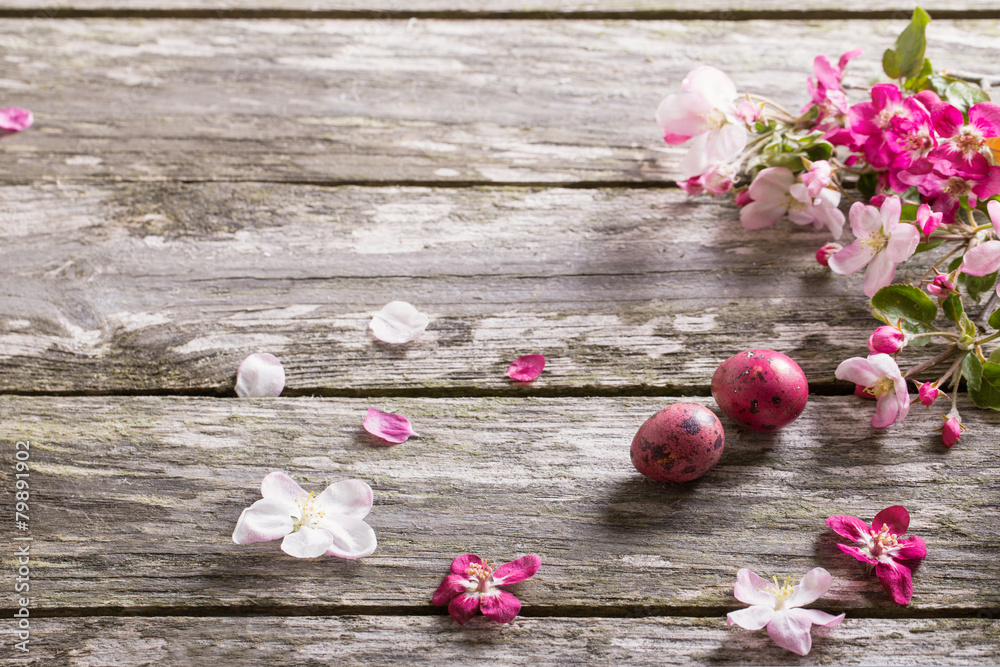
[728,505,926,655]
[657,8,1000,445]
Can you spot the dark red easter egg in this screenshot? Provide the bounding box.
[630,403,725,483]
[711,349,808,431]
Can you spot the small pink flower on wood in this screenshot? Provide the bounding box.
[726,567,844,656]
[433,553,541,625]
[506,354,545,382]
[826,505,927,605]
[363,408,416,445]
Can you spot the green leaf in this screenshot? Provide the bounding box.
[959,269,999,300]
[895,8,931,79]
[914,238,944,254]
[904,58,934,92]
[969,361,1000,410]
[990,347,1000,364]
[871,284,939,325]
[805,142,833,162]
[963,353,983,392]
[944,81,991,114]
[943,293,964,323]
[857,173,878,201]
[902,319,935,346]
[960,314,977,338]
[883,48,901,79]
[990,307,1000,330]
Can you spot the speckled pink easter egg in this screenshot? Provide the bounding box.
[630,403,725,483]
[711,349,808,431]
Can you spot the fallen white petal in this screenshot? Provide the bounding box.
[235,353,286,397]
[369,301,430,344]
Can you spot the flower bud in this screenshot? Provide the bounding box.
[735,189,753,208]
[918,382,942,407]
[868,193,887,208]
[816,242,842,267]
[867,325,906,354]
[942,416,963,447]
[927,274,956,298]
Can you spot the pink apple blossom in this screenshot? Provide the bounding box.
[931,101,1000,165]
[799,160,833,199]
[854,383,877,400]
[739,167,795,231]
[0,107,32,136]
[656,66,748,180]
[726,567,844,656]
[899,153,1000,224]
[804,49,861,119]
[679,164,734,195]
[835,353,909,428]
[233,472,377,559]
[826,505,927,605]
[363,408,417,445]
[961,201,1000,279]
[433,554,541,625]
[788,180,846,238]
[848,83,907,169]
[828,196,920,297]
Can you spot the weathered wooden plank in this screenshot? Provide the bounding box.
[0,2,997,17]
[6,617,999,667]
[0,183,898,393]
[3,395,998,612]
[1,19,998,184]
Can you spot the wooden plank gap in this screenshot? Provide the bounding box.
[9,604,1000,621]
[0,380,862,399]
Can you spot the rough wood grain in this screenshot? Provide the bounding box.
[3,395,997,613]
[5,617,999,667]
[0,182,907,394]
[0,2,997,17]
[1,19,998,184]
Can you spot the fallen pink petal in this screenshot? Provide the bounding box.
[506,354,546,382]
[369,301,430,344]
[0,107,32,135]
[363,408,417,444]
[235,353,286,398]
